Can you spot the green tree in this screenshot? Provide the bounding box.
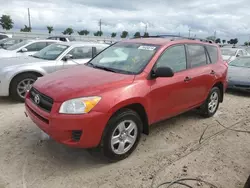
[47,26,54,34]
[244,42,249,46]
[215,38,221,43]
[121,31,128,38]
[229,38,238,45]
[78,30,89,35]
[134,32,141,38]
[143,32,149,37]
[62,28,74,35]
[227,40,230,44]
[20,25,31,32]
[111,32,117,38]
[222,39,226,44]
[93,31,103,36]
[0,15,14,30]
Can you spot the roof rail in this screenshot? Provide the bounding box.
[134,34,214,44]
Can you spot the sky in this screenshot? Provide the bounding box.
[1,0,250,43]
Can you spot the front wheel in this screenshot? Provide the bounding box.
[199,87,221,118]
[102,109,142,161]
[10,73,37,102]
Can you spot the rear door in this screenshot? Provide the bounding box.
[185,44,216,106]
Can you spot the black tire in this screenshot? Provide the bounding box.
[101,109,142,162]
[199,87,221,118]
[244,175,250,188]
[10,73,37,102]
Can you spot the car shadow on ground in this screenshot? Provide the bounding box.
[0,97,21,105]
[31,109,202,167]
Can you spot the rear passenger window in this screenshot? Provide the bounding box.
[206,45,218,64]
[67,46,92,59]
[156,45,187,72]
[187,45,207,68]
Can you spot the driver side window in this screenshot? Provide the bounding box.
[155,45,187,72]
[67,46,92,59]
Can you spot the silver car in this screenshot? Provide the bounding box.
[0,42,109,101]
[0,39,58,59]
[221,47,250,62]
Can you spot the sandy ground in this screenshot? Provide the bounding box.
[0,91,249,188]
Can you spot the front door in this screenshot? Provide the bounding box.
[148,44,193,123]
[61,46,93,70]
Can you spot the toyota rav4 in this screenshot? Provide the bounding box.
[25,36,228,161]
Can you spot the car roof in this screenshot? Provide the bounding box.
[121,37,216,46]
[61,41,110,47]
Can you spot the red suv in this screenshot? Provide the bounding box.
[25,37,228,161]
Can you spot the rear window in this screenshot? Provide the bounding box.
[206,45,218,64]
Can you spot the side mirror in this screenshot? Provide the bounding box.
[20,48,28,52]
[236,54,240,57]
[151,67,174,78]
[63,54,73,61]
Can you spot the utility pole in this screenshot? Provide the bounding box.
[145,24,148,33]
[99,19,102,36]
[28,8,31,29]
[214,30,217,41]
[188,29,191,37]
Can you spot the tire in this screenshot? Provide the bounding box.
[244,175,250,188]
[10,73,37,102]
[101,109,142,161]
[199,87,221,118]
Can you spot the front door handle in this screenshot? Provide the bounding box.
[184,76,192,82]
[210,70,216,75]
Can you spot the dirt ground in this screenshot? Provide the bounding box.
[0,91,249,188]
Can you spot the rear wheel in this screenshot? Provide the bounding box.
[102,109,142,161]
[10,73,37,102]
[199,87,221,118]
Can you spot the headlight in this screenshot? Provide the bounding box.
[59,96,101,114]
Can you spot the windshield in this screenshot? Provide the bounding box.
[32,44,69,60]
[6,40,30,50]
[221,48,237,56]
[87,42,159,74]
[0,38,10,44]
[229,58,250,68]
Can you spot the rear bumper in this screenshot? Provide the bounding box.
[25,98,111,148]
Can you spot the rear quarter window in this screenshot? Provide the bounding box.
[206,45,218,64]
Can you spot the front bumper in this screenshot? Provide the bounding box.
[227,80,250,92]
[25,97,111,148]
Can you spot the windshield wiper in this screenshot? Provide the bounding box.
[94,65,118,73]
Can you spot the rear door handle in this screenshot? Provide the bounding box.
[210,70,216,75]
[184,76,192,82]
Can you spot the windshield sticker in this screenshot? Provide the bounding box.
[138,46,156,51]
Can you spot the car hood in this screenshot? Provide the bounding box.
[0,56,47,69]
[33,65,135,102]
[0,49,17,58]
[228,66,250,82]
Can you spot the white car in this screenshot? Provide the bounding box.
[221,48,250,62]
[0,39,58,59]
[0,42,109,101]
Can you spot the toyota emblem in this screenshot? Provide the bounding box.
[34,94,40,104]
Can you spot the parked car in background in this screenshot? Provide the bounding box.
[0,39,57,58]
[0,37,24,49]
[227,57,250,92]
[221,47,250,62]
[25,37,228,161]
[47,35,76,42]
[0,42,109,101]
[0,33,12,40]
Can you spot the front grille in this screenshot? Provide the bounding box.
[26,104,49,124]
[29,87,54,112]
[72,130,82,142]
